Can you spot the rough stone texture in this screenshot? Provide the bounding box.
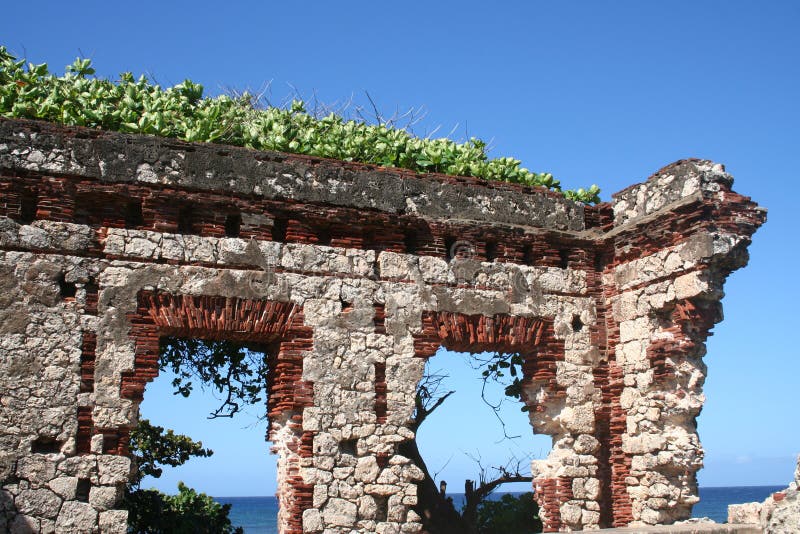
[728,455,800,534]
[727,502,762,525]
[569,526,761,534]
[0,118,765,533]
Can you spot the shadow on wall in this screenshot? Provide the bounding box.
[1,486,16,531]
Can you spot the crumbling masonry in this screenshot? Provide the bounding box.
[0,118,764,532]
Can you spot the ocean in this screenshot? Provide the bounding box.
[218,486,783,533]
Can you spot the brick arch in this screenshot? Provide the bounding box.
[411,311,570,531]
[115,292,315,534]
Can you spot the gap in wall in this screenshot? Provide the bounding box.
[414,348,552,503]
[137,342,277,530]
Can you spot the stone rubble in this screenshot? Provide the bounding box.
[728,455,800,534]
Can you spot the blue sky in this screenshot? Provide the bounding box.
[3,0,798,495]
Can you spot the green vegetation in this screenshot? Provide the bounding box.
[0,46,600,203]
[126,482,243,534]
[476,492,543,534]
[122,338,265,532]
[125,419,243,534]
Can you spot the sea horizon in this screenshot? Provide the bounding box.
[216,483,784,498]
[216,485,784,533]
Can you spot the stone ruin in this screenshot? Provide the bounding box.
[728,456,800,533]
[0,118,765,533]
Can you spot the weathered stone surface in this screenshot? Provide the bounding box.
[0,120,765,533]
[302,508,323,532]
[98,509,127,534]
[728,456,800,534]
[14,489,60,519]
[0,118,585,231]
[55,501,97,532]
[88,485,121,511]
[728,501,761,524]
[323,497,358,527]
[765,491,800,534]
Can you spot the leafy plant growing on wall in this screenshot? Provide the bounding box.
[0,46,600,204]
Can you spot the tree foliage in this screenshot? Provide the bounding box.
[126,482,243,534]
[0,46,600,203]
[128,419,213,486]
[125,420,242,533]
[159,337,270,418]
[476,492,543,534]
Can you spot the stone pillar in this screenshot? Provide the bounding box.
[604,160,766,526]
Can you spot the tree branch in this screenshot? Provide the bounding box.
[412,389,454,430]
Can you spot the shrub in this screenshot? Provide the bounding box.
[0,46,600,203]
[476,492,543,534]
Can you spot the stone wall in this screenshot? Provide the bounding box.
[0,118,765,533]
[728,455,800,533]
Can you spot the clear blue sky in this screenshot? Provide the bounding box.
[3,0,798,496]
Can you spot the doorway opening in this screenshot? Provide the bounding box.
[123,292,314,534]
[406,348,549,534]
[133,338,276,533]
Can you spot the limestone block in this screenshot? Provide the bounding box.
[622,433,666,455]
[89,485,121,510]
[401,522,423,533]
[98,509,128,534]
[400,463,424,482]
[355,456,380,483]
[365,484,399,496]
[15,488,61,518]
[573,434,600,454]
[313,483,328,508]
[673,272,708,300]
[387,493,405,522]
[376,523,401,534]
[55,501,97,532]
[581,509,600,527]
[16,455,58,486]
[303,508,324,532]
[323,497,358,527]
[377,252,417,280]
[728,501,762,524]
[47,477,78,500]
[57,457,97,480]
[560,502,582,525]
[419,256,448,284]
[558,403,595,434]
[357,494,378,520]
[96,456,130,485]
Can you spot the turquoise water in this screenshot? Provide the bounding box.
[218,486,783,533]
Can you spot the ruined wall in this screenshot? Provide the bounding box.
[0,118,764,533]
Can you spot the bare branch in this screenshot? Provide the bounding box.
[364,90,383,125]
[432,453,454,483]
